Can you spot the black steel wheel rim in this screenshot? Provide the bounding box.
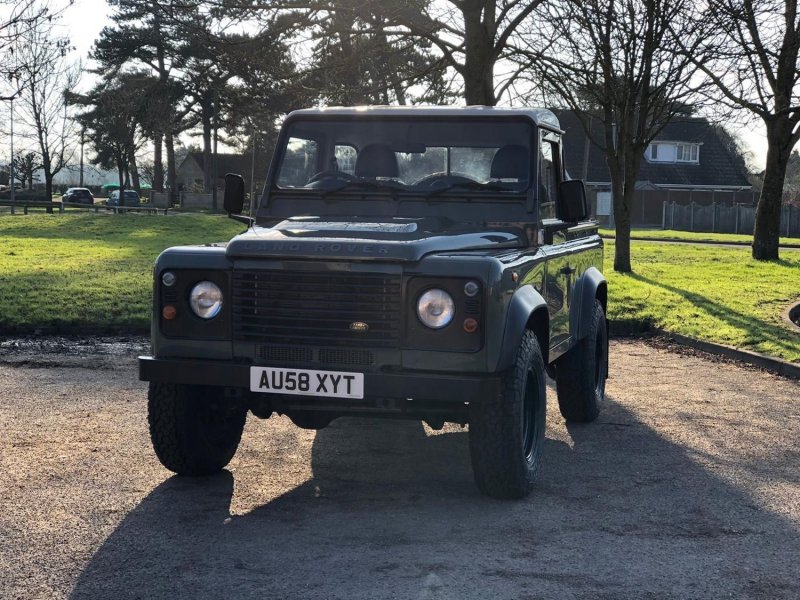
[523,367,540,461]
[594,327,608,398]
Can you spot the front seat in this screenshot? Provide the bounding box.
[490,144,529,181]
[355,144,399,178]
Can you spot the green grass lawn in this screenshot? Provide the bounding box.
[600,228,799,246]
[605,240,800,361]
[0,213,242,333]
[1,213,798,362]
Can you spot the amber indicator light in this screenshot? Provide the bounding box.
[463,318,478,333]
[162,305,177,320]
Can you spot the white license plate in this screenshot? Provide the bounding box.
[250,366,364,399]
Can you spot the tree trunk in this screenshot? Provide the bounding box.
[165,129,177,201]
[611,175,632,273]
[44,167,53,202]
[153,132,164,191]
[202,97,213,193]
[129,147,141,193]
[752,122,791,261]
[605,141,633,273]
[117,156,126,202]
[462,2,496,105]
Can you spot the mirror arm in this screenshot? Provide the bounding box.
[542,219,574,244]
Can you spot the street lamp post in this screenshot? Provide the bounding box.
[1,88,21,202]
[9,96,14,203]
[79,127,85,187]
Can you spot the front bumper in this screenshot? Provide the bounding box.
[138,356,502,404]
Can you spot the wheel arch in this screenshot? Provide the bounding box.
[570,266,607,341]
[495,285,551,372]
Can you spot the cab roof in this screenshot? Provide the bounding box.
[287,105,562,132]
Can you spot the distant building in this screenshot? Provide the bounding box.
[554,111,754,226]
[177,152,256,194]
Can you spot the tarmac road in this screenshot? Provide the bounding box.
[0,339,798,600]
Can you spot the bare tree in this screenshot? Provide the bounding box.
[14,17,79,201]
[139,160,166,188]
[683,0,800,260]
[0,0,51,81]
[519,0,703,272]
[12,151,42,189]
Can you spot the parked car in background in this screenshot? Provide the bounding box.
[107,190,141,207]
[62,188,95,205]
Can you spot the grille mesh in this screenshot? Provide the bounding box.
[318,348,375,366]
[233,270,401,348]
[256,345,314,363]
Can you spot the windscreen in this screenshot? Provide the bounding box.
[274,117,534,194]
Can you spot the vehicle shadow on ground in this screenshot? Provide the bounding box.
[629,272,799,355]
[70,396,800,600]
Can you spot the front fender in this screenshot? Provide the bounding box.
[569,266,607,341]
[494,285,549,372]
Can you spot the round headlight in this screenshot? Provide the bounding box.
[189,281,223,319]
[417,289,455,329]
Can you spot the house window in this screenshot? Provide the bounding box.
[645,142,699,163]
[676,143,699,163]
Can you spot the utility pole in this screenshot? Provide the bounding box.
[9,96,15,203]
[249,123,256,217]
[79,127,85,187]
[212,95,218,210]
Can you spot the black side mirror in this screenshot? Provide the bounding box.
[223,173,245,214]
[557,180,589,222]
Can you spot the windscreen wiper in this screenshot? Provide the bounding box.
[424,180,518,198]
[323,178,404,196]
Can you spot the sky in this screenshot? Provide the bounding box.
[48,0,773,172]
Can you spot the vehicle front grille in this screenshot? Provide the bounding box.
[254,345,376,367]
[233,270,402,348]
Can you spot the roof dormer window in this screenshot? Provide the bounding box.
[676,143,699,163]
[646,142,700,164]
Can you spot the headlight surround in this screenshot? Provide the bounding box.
[189,281,223,319]
[416,288,455,329]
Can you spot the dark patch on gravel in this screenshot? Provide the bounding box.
[0,335,148,368]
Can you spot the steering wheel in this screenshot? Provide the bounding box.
[306,170,358,184]
[415,172,477,187]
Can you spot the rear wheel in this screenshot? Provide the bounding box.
[148,383,247,475]
[555,299,608,422]
[469,330,546,499]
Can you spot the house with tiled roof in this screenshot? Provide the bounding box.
[177,152,259,194]
[553,110,754,226]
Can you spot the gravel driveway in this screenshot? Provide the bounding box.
[1,339,798,599]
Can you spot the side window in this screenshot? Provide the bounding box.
[539,137,559,204]
[277,137,319,187]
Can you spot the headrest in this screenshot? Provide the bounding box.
[490,145,529,180]
[355,144,399,178]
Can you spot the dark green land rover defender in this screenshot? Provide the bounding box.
[139,106,608,499]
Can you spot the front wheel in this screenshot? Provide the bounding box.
[148,383,247,475]
[555,299,608,422]
[469,330,546,499]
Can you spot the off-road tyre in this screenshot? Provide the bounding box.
[148,383,247,475]
[555,299,608,422]
[469,330,546,499]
